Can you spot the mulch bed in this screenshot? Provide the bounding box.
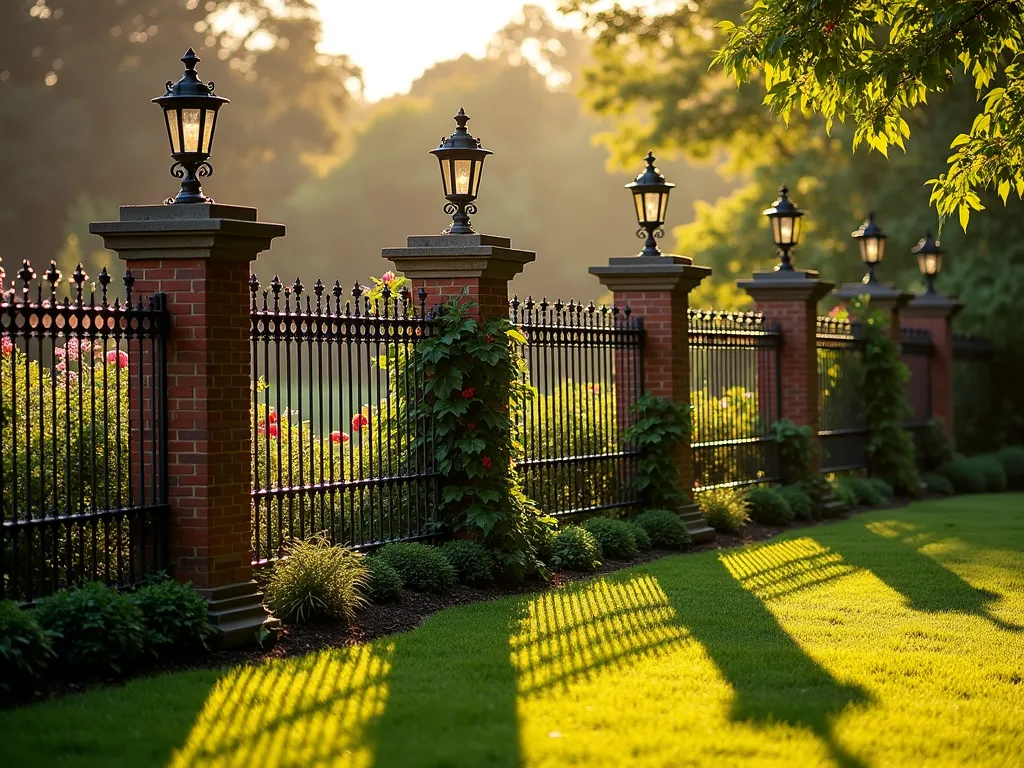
[8,498,913,709]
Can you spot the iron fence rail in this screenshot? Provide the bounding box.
[1,260,168,602]
[512,297,644,517]
[249,277,438,563]
[816,317,868,472]
[952,332,996,453]
[689,310,782,490]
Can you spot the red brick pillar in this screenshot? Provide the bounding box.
[383,234,535,321]
[739,270,835,471]
[835,281,911,342]
[590,255,713,542]
[91,203,284,647]
[902,292,963,446]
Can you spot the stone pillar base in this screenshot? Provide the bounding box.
[198,580,280,649]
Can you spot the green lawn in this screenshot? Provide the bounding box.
[3,495,1023,767]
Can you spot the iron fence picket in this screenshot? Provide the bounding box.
[816,317,868,472]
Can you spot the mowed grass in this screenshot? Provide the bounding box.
[3,495,1023,768]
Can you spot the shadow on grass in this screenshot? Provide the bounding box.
[658,554,871,768]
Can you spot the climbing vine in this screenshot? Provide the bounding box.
[622,394,693,509]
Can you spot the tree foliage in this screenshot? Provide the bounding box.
[714,0,1024,231]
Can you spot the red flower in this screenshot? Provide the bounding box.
[330,431,350,444]
[1,336,12,356]
[352,413,369,432]
[823,22,836,35]
[466,422,476,431]
[485,335,493,343]
[106,350,129,369]
[481,457,492,468]
[268,424,279,438]
[462,387,475,399]
[268,409,278,424]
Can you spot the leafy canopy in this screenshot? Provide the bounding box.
[714,0,1024,230]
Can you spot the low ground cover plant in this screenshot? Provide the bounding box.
[698,487,750,533]
[363,557,403,603]
[745,487,794,525]
[775,485,815,520]
[0,600,54,699]
[633,509,691,549]
[264,536,368,624]
[549,525,602,571]
[439,540,495,586]
[376,542,456,594]
[582,517,638,560]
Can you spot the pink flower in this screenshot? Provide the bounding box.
[481,457,492,468]
[462,387,475,399]
[64,339,80,361]
[330,431,350,445]
[1,336,12,356]
[55,361,66,373]
[352,413,369,432]
[53,346,66,359]
[381,271,397,284]
[67,370,78,384]
[106,350,129,369]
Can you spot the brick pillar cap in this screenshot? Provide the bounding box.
[589,255,711,292]
[904,291,964,318]
[738,269,834,302]
[89,203,285,261]
[835,280,912,309]
[382,232,535,281]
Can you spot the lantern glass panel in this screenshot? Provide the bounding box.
[166,110,180,154]
[202,108,217,153]
[454,159,473,195]
[658,191,670,223]
[470,158,484,197]
[633,192,645,225]
[643,192,662,224]
[181,108,203,153]
[439,159,453,197]
[862,237,884,264]
[918,252,942,275]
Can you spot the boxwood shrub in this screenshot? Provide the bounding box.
[582,517,638,560]
[866,477,895,504]
[970,455,1007,492]
[35,582,146,678]
[133,576,213,655]
[698,487,750,532]
[745,487,794,526]
[775,485,815,520]
[994,446,1024,490]
[835,476,884,507]
[937,459,987,494]
[629,523,652,553]
[634,509,691,550]
[440,540,495,586]
[375,542,456,594]
[921,472,955,496]
[0,600,54,699]
[549,525,602,571]
[363,557,403,603]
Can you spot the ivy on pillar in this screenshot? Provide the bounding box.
[91,203,284,647]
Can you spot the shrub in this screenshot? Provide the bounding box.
[829,477,858,508]
[629,523,652,553]
[994,446,1024,490]
[133,575,213,655]
[440,540,495,586]
[937,460,987,494]
[264,536,368,624]
[745,487,794,526]
[834,476,884,507]
[776,485,815,520]
[970,456,1007,492]
[35,582,145,677]
[698,487,750,533]
[549,526,603,571]
[866,477,895,504]
[582,517,639,560]
[773,419,814,483]
[363,557,403,603]
[921,472,955,496]
[375,542,456,594]
[634,509,691,550]
[919,418,954,470]
[0,600,54,697]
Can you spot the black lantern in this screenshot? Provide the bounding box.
[912,232,944,294]
[152,48,229,204]
[430,108,492,234]
[851,211,887,283]
[626,151,674,259]
[762,185,805,270]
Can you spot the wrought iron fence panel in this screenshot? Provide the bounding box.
[511,298,643,518]
[901,327,933,450]
[689,310,782,491]
[250,276,438,563]
[817,317,868,472]
[1,259,168,602]
[952,333,996,453]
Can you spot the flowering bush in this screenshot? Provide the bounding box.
[691,386,768,488]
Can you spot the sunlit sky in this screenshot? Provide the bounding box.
[311,0,569,101]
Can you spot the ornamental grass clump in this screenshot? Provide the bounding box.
[921,472,955,496]
[264,536,368,624]
[634,509,691,550]
[994,446,1024,490]
[776,485,815,521]
[745,487,794,526]
[698,487,750,533]
[133,575,213,655]
[582,517,638,560]
[440,540,495,586]
[375,542,456,594]
[362,557,403,603]
[549,526,602,571]
[34,581,145,678]
[937,459,987,494]
[0,600,55,699]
